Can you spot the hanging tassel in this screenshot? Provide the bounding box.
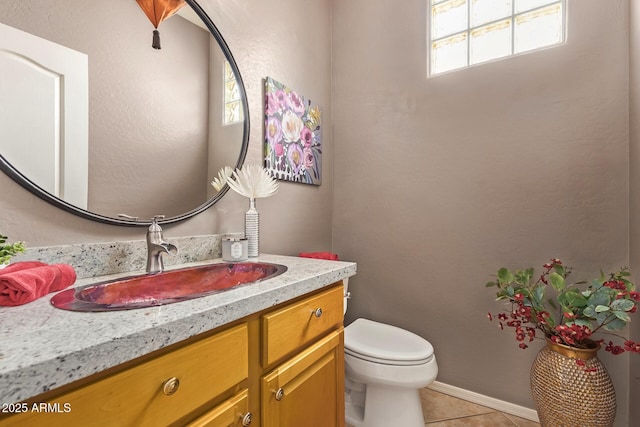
[152,29,161,49]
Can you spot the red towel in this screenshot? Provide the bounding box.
[0,262,77,306]
[1,261,47,273]
[299,252,339,261]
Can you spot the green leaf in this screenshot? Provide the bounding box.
[583,306,596,318]
[485,281,497,287]
[563,290,588,308]
[533,286,545,305]
[604,318,627,331]
[514,268,534,285]
[588,288,611,307]
[549,272,566,292]
[596,312,610,324]
[595,305,611,313]
[525,268,535,282]
[547,299,558,310]
[624,280,636,292]
[497,268,514,284]
[611,299,635,312]
[546,315,556,328]
[613,311,631,322]
[553,264,566,276]
[591,278,604,289]
[599,270,607,283]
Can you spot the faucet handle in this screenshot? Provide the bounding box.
[117,213,139,221]
[149,215,166,231]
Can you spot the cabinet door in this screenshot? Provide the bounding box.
[261,329,344,427]
[186,389,251,427]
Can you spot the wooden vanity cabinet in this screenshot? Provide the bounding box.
[0,282,345,427]
[260,284,345,427]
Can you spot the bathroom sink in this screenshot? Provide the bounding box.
[51,262,288,312]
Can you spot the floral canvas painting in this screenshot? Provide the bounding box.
[264,77,322,185]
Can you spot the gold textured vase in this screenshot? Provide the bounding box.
[530,339,616,427]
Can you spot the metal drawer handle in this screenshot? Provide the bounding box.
[162,377,180,395]
[275,387,285,401]
[313,307,323,318]
[241,412,253,426]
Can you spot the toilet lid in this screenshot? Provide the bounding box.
[344,318,434,365]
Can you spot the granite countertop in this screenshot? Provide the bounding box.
[0,254,357,404]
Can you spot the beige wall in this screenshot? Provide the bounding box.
[0,0,334,255]
[332,0,632,424]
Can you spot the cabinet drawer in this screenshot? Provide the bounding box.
[2,323,248,427]
[262,284,343,366]
[186,389,250,427]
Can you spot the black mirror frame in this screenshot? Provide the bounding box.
[0,0,249,227]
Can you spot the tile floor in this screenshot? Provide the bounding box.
[347,388,540,427]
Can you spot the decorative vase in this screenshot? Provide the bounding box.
[530,339,616,427]
[245,198,259,257]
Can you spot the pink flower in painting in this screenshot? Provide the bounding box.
[266,117,284,156]
[300,127,313,147]
[265,92,280,116]
[282,110,303,143]
[303,147,314,168]
[265,117,282,145]
[287,91,306,116]
[275,89,287,109]
[288,143,304,174]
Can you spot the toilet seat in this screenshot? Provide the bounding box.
[344,318,434,366]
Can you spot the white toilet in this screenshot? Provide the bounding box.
[343,284,438,427]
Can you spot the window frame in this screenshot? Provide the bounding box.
[223,59,243,126]
[427,0,567,77]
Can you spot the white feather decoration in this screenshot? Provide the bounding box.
[227,163,279,200]
[210,166,234,192]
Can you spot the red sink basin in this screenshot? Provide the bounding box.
[51,262,287,312]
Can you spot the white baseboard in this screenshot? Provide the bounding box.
[427,381,540,423]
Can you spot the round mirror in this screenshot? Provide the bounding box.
[0,0,248,226]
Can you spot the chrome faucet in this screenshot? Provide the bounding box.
[146,216,178,274]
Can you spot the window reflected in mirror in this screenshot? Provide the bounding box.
[224,60,244,125]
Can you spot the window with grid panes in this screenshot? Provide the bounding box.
[429,0,566,76]
[223,60,243,125]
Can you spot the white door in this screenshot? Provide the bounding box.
[0,22,88,209]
